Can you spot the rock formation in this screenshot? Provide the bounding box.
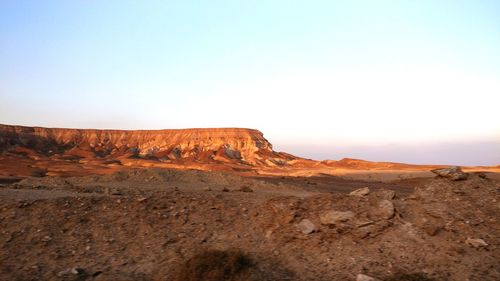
[0,124,294,167]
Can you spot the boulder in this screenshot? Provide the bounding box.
[431,166,468,181]
[349,187,370,197]
[319,210,354,225]
[371,200,395,220]
[297,219,316,234]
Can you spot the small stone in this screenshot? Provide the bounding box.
[431,166,468,181]
[350,187,370,197]
[297,219,316,234]
[356,273,381,281]
[465,238,488,248]
[265,229,273,240]
[57,267,86,277]
[41,235,52,242]
[319,210,355,225]
[203,186,212,191]
[222,187,230,192]
[70,268,83,275]
[137,197,147,202]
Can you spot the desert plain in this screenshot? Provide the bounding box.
[0,124,499,281]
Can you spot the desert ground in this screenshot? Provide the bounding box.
[0,124,499,281]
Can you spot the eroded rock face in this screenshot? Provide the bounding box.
[0,124,292,166]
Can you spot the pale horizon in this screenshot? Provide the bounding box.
[1,1,499,165]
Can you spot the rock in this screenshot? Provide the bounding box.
[297,219,316,234]
[431,166,468,181]
[203,186,212,191]
[465,238,488,248]
[356,273,381,281]
[70,268,85,275]
[350,187,370,197]
[222,187,230,192]
[371,200,395,220]
[319,210,355,225]
[376,189,395,200]
[57,267,87,277]
[41,235,52,242]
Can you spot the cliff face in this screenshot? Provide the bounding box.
[0,124,291,166]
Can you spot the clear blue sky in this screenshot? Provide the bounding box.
[1,0,499,165]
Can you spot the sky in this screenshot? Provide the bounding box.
[1,0,499,165]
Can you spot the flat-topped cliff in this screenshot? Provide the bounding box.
[0,124,292,166]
